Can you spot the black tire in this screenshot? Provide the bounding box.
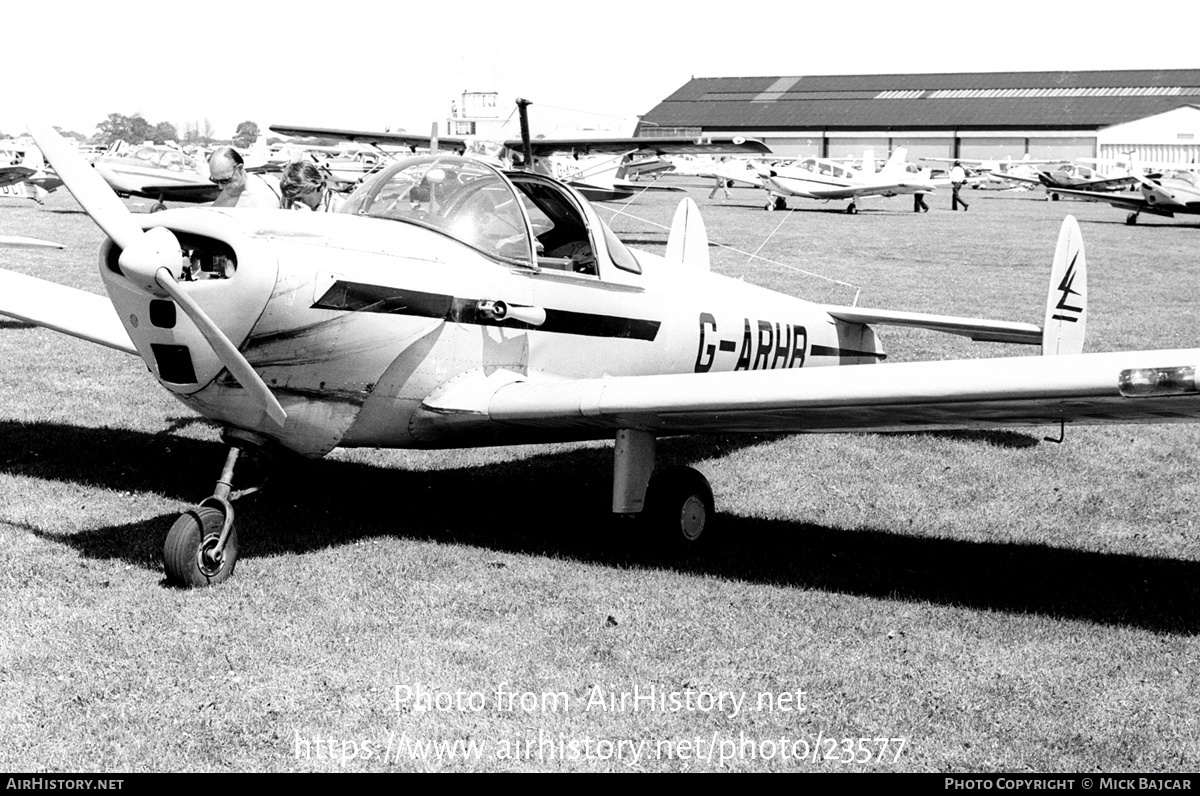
[644,466,715,549]
[847,203,858,214]
[163,507,238,587]
[1126,213,1138,226]
[150,202,167,213]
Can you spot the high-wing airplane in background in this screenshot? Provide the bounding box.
[9,123,1200,590]
[92,142,221,210]
[1054,168,1200,225]
[0,142,62,202]
[269,121,770,202]
[761,148,936,213]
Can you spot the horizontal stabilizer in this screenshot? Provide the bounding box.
[823,306,1041,345]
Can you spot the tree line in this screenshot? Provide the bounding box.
[90,114,261,148]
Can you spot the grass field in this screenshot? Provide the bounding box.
[1,180,1199,772]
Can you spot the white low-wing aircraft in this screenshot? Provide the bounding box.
[6,124,1200,589]
[761,148,936,213]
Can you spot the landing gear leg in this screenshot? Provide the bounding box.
[163,431,264,587]
[611,429,715,550]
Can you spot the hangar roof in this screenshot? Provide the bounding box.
[639,70,1200,133]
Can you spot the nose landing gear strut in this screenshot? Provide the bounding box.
[163,430,265,587]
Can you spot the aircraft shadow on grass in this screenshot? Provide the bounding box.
[3,419,1196,633]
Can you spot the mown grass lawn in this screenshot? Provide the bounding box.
[1,181,1198,771]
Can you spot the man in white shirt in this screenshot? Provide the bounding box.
[949,161,969,211]
[208,147,281,208]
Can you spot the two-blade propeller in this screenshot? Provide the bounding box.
[27,123,287,427]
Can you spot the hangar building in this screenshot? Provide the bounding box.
[636,70,1200,164]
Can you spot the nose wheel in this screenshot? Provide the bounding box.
[163,434,262,587]
[164,504,238,587]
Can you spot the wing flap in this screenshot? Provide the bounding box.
[0,269,136,354]
[485,350,1200,435]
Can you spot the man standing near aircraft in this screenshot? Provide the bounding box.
[949,161,969,211]
[208,147,280,208]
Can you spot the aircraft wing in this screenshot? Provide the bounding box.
[459,350,1200,436]
[271,126,771,157]
[1068,176,1140,192]
[0,164,35,188]
[808,181,931,200]
[1052,188,1149,212]
[519,137,772,156]
[0,269,136,354]
[989,171,1042,185]
[138,182,222,203]
[270,125,469,151]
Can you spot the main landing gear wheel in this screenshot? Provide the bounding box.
[846,202,858,214]
[164,505,239,587]
[1049,192,1060,202]
[643,465,715,550]
[1126,212,1139,225]
[150,202,167,213]
[765,196,786,212]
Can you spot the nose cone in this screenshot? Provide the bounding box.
[99,211,279,397]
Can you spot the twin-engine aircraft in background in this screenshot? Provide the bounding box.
[1054,168,1200,225]
[760,148,937,213]
[7,123,1200,589]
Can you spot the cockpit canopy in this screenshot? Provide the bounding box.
[341,155,641,275]
[1165,170,1197,187]
[343,156,532,263]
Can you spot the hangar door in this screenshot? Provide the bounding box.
[1027,137,1094,161]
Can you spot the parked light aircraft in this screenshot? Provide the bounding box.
[9,123,1200,589]
[1054,168,1200,225]
[93,142,220,210]
[269,122,769,202]
[0,142,62,201]
[999,163,1140,200]
[761,148,936,213]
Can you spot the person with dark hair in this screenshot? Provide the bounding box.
[279,160,344,212]
[208,146,280,208]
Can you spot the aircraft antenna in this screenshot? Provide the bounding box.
[516,98,533,171]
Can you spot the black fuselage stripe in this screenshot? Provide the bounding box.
[313,280,661,341]
[810,344,886,359]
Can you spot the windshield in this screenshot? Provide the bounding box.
[343,156,532,265]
